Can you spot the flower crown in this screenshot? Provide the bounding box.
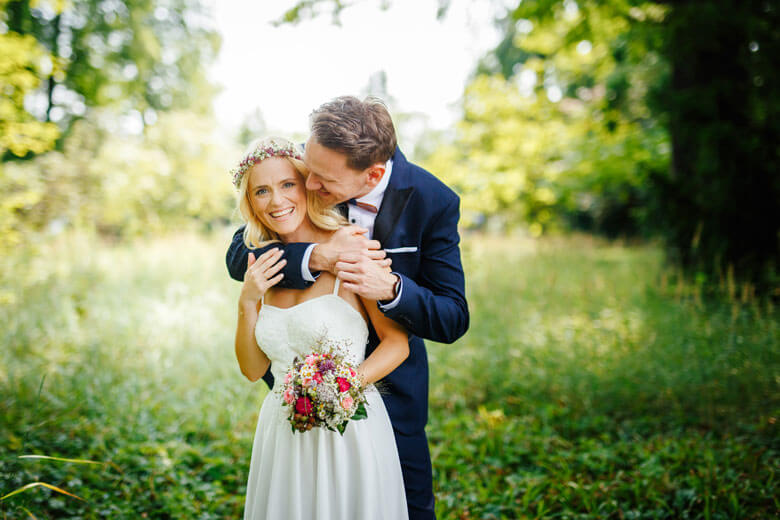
[230,139,303,189]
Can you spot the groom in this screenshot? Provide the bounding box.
[226,96,469,519]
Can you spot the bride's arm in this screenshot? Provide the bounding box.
[235,249,285,382]
[357,296,409,386]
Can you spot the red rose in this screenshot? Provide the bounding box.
[295,396,313,415]
[337,377,351,393]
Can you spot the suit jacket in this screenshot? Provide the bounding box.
[226,147,469,434]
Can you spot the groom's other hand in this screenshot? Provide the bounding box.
[310,225,388,273]
[335,251,397,301]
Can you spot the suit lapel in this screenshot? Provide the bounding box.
[374,186,413,244]
[373,148,414,245]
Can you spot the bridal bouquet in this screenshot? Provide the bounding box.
[279,338,368,435]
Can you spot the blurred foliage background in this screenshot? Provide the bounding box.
[1,0,778,293]
[1,0,778,518]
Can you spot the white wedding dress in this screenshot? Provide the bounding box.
[243,278,409,520]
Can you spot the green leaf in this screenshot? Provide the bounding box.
[351,402,368,421]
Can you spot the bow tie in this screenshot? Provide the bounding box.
[347,198,378,214]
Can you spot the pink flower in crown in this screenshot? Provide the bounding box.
[340,396,354,410]
[284,372,293,384]
[229,138,303,189]
[305,354,318,366]
[283,388,295,405]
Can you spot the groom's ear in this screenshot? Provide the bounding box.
[364,163,386,188]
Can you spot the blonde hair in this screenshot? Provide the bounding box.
[236,137,346,249]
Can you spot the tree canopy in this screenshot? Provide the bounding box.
[3,0,219,134]
[0,0,225,259]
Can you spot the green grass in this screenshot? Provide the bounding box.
[1,231,777,519]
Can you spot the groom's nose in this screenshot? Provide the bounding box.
[305,174,321,191]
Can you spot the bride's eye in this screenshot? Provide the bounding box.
[255,187,268,195]
[283,182,296,188]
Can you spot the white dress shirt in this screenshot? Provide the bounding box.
[345,158,393,237]
[301,159,403,310]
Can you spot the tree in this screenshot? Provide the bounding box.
[655,0,779,292]
[0,2,59,257]
[0,0,225,250]
[2,0,219,134]
[425,1,670,236]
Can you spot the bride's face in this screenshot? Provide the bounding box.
[246,157,308,238]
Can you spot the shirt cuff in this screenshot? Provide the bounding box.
[301,244,319,282]
[378,273,403,311]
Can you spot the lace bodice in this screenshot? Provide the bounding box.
[255,278,369,383]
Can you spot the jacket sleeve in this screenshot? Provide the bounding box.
[225,225,315,290]
[381,197,469,344]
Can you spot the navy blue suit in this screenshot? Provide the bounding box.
[226,147,469,519]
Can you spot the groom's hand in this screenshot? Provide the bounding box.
[311,226,389,274]
[335,251,397,301]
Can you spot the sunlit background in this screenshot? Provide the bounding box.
[210,1,501,136]
[1,0,777,518]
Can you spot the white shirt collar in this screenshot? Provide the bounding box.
[355,158,393,210]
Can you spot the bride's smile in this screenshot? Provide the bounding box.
[269,207,294,219]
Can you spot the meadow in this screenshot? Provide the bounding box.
[1,230,777,519]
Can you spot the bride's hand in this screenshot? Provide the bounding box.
[239,249,286,306]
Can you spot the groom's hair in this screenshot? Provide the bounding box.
[309,96,397,170]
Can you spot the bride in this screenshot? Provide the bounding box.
[231,137,410,519]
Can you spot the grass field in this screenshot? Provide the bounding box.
[1,230,777,519]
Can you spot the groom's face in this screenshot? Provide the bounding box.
[303,137,373,206]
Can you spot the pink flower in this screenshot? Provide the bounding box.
[336,377,351,393]
[284,372,293,384]
[305,354,317,366]
[349,368,356,377]
[283,388,295,405]
[296,396,313,415]
[313,372,323,383]
[341,396,354,410]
